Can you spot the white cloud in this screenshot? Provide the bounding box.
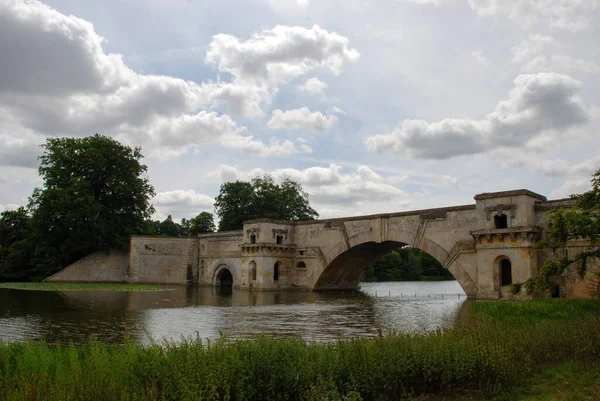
[512,34,600,75]
[550,178,592,199]
[204,164,407,207]
[268,107,338,131]
[153,190,214,207]
[206,25,360,84]
[468,0,599,32]
[0,203,21,212]
[471,49,488,66]
[365,72,590,159]
[203,165,266,183]
[0,1,349,168]
[327,106,346,115]
[442,176,459,188]
[297,77,329,95]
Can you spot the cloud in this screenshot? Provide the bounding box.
[0,1,346,168]
[201,25,358,115]
[203,165,266,183]
[204,164,407,207]
[268,107,338,131]
[471,50,488,66]
[206,25,360,85]
[297,77,328,95]
[468,0,598,32]
[550,178,592,199]
[442,176,459,188]
[512,34,600,75]
[153,190,214,208]
[365,72,590,159]
[0,203,21,212]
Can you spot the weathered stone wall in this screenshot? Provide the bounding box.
[129,236,195,284]
[44,249,129,282]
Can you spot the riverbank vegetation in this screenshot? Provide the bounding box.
[0,282,168,292]
[0,299,598,400]
[362,246,454,282]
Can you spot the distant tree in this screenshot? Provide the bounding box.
[27,134,155,276]
[214,181,255,231]
[214,174,318,231]
[158,215,181,236]
[512,168,600,295]
[189,212,216,235]
[362,246,451,282]
[0,207,34,280]
[180,218,191,236]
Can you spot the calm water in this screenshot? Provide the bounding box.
[0,281,468,345]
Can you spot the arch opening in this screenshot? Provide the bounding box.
[315,241,424,290]
[500,259,512,287]
[274,262,280,281]
[249,261,257,281]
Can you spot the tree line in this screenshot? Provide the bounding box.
[363,246,454,282]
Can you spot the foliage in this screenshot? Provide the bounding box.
[0,208,34,280]
[158,215,181,236]
[214,174,318,231]
[0,299,599,400]
[511,168,600,295]
[24,134,155,276]
[0,282,168,292]
[363,247,453,282]
[189,211,216,235]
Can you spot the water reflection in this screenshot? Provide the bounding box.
[0,281,467,345]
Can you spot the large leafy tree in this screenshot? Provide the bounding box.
[189,212,216,235]
[512,168,600,295]
[28,134,155,275]
[214,174,318,231]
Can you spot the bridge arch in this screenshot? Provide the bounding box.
[313,228,477,297]
[211,262,237,289]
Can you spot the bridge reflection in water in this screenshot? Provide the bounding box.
[0,281,468,345]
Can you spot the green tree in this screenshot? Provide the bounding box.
[28,134,155,276]
[214,174,318,231]
[512,168,600,295]
[158,215,181,236]
[189,212,216,235]
[0,207,34,280]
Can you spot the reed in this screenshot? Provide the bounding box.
[0,299,598,400]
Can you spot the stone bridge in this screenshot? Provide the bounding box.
[47,189,599,300]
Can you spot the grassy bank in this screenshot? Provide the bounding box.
[0,282,169,292]
[0,299,599,400]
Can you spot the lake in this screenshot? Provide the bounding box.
[0,281,468,345]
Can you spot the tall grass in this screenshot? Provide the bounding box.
[0,300,598,400]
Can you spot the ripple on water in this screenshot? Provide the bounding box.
[0,282,467,345]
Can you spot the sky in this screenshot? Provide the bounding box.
[1,0,599,222]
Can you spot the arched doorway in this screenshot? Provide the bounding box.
[274,262,280,281]
[500,258,512,287]
[214,265,234,295]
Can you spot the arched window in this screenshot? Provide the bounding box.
[249,261,257,281]
[296,261,306,269]
[494,213,508,229]
[274,262,280,281]
[276,235,283,245]
[500,259,512,286]
[250,234,256,244]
